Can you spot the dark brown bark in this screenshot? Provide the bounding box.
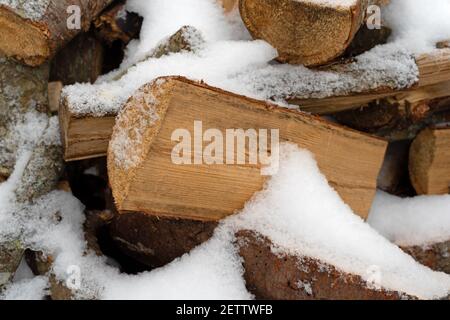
[110,213,217,268]
[402,241,450,275]
[334,97,450,141]
[236,230,414,300]
[50,32,104,85]
[0,0,113,66]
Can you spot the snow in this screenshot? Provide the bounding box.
[0,0,50,20]
[2,0,450,301]
[62,0,428,117]
[2,143,450,300]
[0,276,48,300]
[384,0,450,54]
[369,191,450,247]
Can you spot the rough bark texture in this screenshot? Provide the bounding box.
[93,1,142,46]
[50,32,104,85]
[236,230,414,300]
[334,96,450,141]
[402,241,450,275]
[239,0,369,66]
[0,0,113,66]
[0,241,24,290]
[0,56,49,178]
[0,56,63,290]
[110,213,217,268]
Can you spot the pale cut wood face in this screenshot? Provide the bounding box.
[410,128,450,195]
[109,77,387,221]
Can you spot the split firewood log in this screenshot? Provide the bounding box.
[236,230,414,300]
[107,77,387,220]
[409,127,450,195]
[0,0,113,66]
[239,0,389,66]
[60,26,205,162]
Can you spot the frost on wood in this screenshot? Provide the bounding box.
[234,45,419,104]
[62,42,419,118]
[62,26,206,117]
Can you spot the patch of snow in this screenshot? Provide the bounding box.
[0,0,50,21]
[0,276,48,300]
[369,191,450,247]
[384,0,450,54]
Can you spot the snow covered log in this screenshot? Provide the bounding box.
[409,127,450,195]
[0,241,24,291]
[292,49,450,114]
[60,26,205,161]
[333,78,450,141]
[107,77,387,221]
[0,55,49,179]
[110,213,217,268]
[93,2,143,46]
[402,241,450,275]
[239,0,381,66]
[236,230,414,300]
[0,0,113,66]
[50,32,104,86]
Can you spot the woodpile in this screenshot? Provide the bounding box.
[1,0,450,300]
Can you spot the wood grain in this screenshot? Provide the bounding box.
[108,77,387,221]
[409,127,450,195]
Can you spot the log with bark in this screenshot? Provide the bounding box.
[0,55,64,292]
[50,32,104,85]
[0,0,113,66]
[107,77,387,221]
[291,49,450,114]
[409,127,450,195]
[239,0,389,66]
[333,82,450,141]
[110,213,217,268]
[402,240,450,275]
[236,230,414,300]
[59,26,205,162]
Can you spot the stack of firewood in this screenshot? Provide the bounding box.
[1,0,449,300]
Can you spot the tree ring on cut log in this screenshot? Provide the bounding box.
[0,8,49,66]
[239,0,367,66]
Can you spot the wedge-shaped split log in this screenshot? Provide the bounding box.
[0,0,113,66]
[409,127,450,195]
[107,77,387,221]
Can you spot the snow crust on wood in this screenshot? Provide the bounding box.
[61,0,430,117]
